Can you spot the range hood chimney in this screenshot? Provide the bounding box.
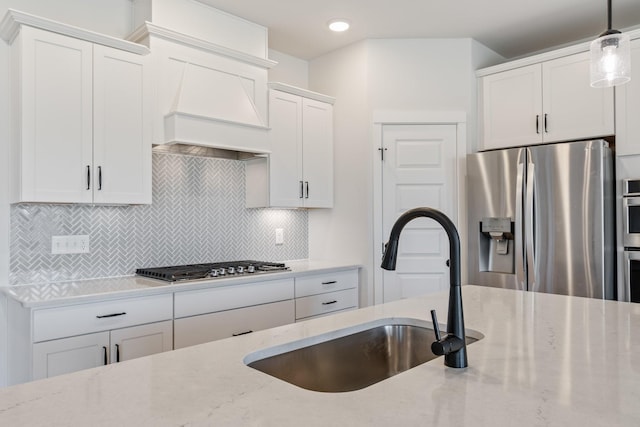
[128,0,277,158]
[161,60,271,157]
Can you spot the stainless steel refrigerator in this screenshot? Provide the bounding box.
[466,139,615,299]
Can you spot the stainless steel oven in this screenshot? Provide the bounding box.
[623,179,640,248]
[623,250,640,303]
[623,179,640,302]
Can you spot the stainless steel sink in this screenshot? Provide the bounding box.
[244,318,482,392]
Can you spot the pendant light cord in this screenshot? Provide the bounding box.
[607,0,612,31]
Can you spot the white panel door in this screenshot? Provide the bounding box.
[33,332,109,380]
[381,125,457,302]
[542,52,614,143]
[110,320,173,362]
[20,26,93,203]
[302,97,333,208]
[93,44,151,204]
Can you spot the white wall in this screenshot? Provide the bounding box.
[268,49,309,89]
[0,0,133,388]
[308,41,371,304]
[308,38,502,306]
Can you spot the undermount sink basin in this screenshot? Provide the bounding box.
[244,318,482,392]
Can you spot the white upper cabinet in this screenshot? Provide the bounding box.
[246,84,334,208]
[616,38,640,156]
[2,12,151,204]
[92,44,151,204]
[480,52,614,151]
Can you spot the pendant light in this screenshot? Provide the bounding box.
[590,0,631,88]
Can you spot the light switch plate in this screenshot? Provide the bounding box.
[275,228,284,245]
[52,235,90,254]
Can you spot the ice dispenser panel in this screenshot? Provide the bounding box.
[478,217,514,274]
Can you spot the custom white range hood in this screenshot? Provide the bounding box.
[129,0,277,156]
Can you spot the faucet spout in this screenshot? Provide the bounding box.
[381,207,468,368]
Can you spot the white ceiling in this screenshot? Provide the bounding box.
[197,0,640,60]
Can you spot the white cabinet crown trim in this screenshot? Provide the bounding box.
[268,82,336,105]
[476,27,640,77]
[0,9,149,55]
[128,22,277,69]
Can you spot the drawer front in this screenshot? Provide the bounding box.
[174,300,295,349]
[33,294,173,342]
[294,269,358,298]
[174,278,294,318]
[295,288,358,320]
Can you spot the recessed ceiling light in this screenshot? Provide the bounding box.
[328,19,350,32]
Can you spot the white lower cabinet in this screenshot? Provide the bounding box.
[173,278,295,349]
[174,300,294,349]
[32,320,172,380]
[294,269,359,321]
[25,294,173,382]
[33,331,109,380]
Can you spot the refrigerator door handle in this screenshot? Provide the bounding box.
[525,154,536,291]
[515,155,526,290]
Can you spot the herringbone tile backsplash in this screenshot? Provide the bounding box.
[9,153,308,285]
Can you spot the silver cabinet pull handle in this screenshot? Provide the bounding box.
[96,312,126,319]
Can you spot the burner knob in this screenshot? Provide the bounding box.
[237,266,245,274]
[209,269,219,278]
[247,265,255,273]
[228,266,236,275]
[218,268,226,276]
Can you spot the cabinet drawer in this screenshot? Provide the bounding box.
[33,294,173,342]
[174,300,295,349]
[295,288,358,320]
[174,278,294,318]
[294,269,358,298]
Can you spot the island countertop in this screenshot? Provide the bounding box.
[1,285,639,426]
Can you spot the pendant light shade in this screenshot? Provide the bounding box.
[590,0,631,88]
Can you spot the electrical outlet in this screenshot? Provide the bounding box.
[275,228,284,245]
[51,235,90,254]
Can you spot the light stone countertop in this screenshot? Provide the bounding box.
[1,260,360,308]
[1,285,639,426]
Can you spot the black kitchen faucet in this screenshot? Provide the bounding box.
[380,207,468,368]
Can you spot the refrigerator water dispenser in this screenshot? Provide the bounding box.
[479,217,514,274]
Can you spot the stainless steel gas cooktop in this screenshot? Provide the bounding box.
[135,260,289,282]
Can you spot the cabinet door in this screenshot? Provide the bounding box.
[480,64,543,150]
[542,52,614,143]
[33,332,109,380]
[93,45,151,204]
[18,26,93,203]
[302,98,334,208]
[268,90,303,207]
[616,39,640,156]
[174,300,295,349]
[110,320,173,362]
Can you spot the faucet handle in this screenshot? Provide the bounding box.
[430,309,442,341]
